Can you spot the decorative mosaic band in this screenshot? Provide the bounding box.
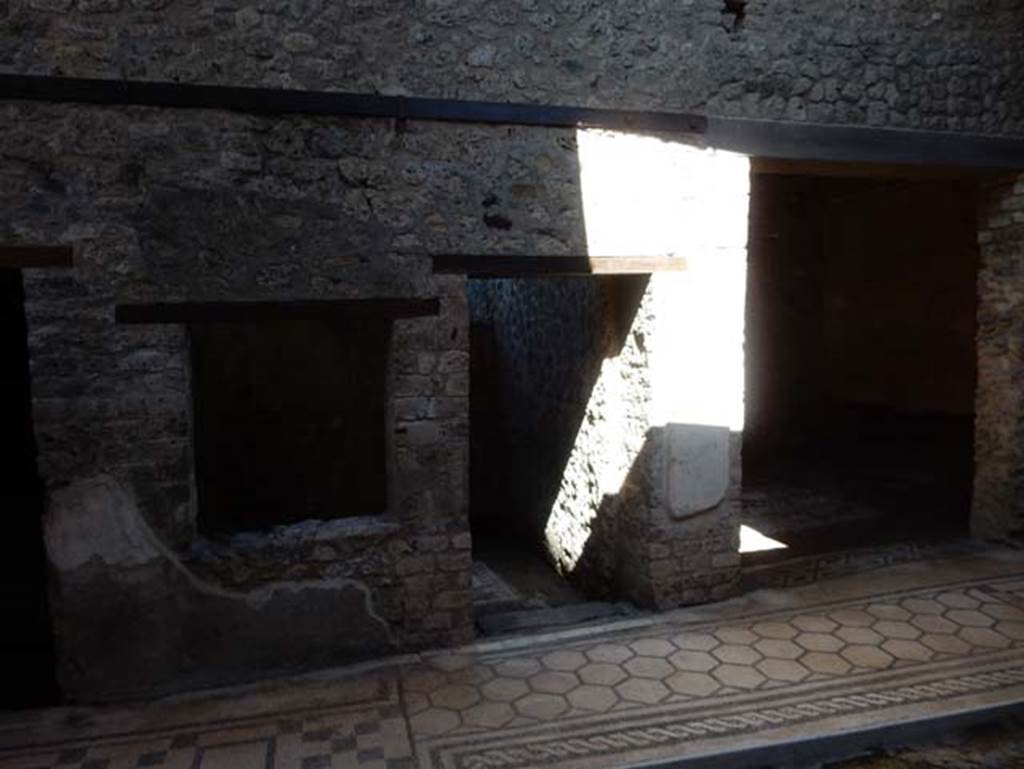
[439,665,1024,769]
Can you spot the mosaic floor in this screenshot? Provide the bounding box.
[3,550,1024,769]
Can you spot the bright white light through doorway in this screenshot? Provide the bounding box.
[739,524,788,554]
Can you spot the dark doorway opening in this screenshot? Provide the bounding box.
[742,167,980,571]
[0,269,57,708]
[190,318,390,536]
[467,276,647,633]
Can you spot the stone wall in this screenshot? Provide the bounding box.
[0,100,593,700]
[4,0,1024,701]
[973,172,1024,541]
[3,0,1024,135]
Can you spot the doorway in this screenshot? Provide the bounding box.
[0,269,57,708]
[466,275,647,633]
[742,165,980,572]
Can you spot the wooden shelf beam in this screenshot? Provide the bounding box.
[0,245,75,269]
[432,255,687,278]
[115,298,440,324]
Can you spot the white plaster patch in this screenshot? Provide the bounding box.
[44,475,160,571]
[665,424,730,519]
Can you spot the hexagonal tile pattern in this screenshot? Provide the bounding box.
[841,645,894,669]
[901,598,946,616]
[959,627,1011,649]
[910,615,959,635]
[616,678,669,704]
[579,662,628,686]
[672,633,719,651]
[936,592,980,610]
[481,678,530,702]
[462,702,515,729]
[514,693,568,720]
[836,626,884,645]
[867,604,912,622]
[410,708,460,736]
[666,672,720,696]
[567,685,618,712]
[881,639,932,662]
[542,651,587,672]
[713,664,766,689]
[756,658,809,682]
[624,656,675,680]
[946,609,995,628]
[802,652,852,675]
[493,658,542,678]
[529,671,578,694]
[829,609,875,627]
[430,685,480,710]
[586,644,634,664]
[752,622,797,640]
[792,615,838,633]
[981,603,1024,621]
[395,574,1024,743]
[670,650,719,672]
[18,563,1024,765]
[873,621,921,640]
[920,633,972,655]
[795,632,844,652]
[714,627,758,645]
[995,621,1024,640]
[712,644,762,665]
[754,639,804,660]
[630,639,675,657]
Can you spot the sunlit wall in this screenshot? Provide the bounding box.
[543,129,750,599]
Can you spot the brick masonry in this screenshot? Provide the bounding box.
[973,172,1024,541]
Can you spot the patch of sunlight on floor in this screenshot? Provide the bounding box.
[739,524,788,554]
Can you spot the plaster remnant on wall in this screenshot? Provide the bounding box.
[44,475,160,571]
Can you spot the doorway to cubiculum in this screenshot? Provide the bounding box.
[741,162,982,576]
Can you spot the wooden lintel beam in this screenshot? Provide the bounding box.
[751,157,1003,180]
[4,75,1024,170]
[708,116,1024,171]
[0,74,707,135]
[433,255,687,278]
[115,298,440,324]
[0,245,74,269]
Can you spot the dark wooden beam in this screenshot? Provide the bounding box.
[3,74,1022,169]
[709,116,1024,171]
[0,73,706,135]
[750,157,1004,180]
[115,298,440,324]
[433,255,688,278]
[0,245,74,269]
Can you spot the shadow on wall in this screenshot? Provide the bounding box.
[469,274,648,548]
[471,270,744,606]
[470,129,750,606]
